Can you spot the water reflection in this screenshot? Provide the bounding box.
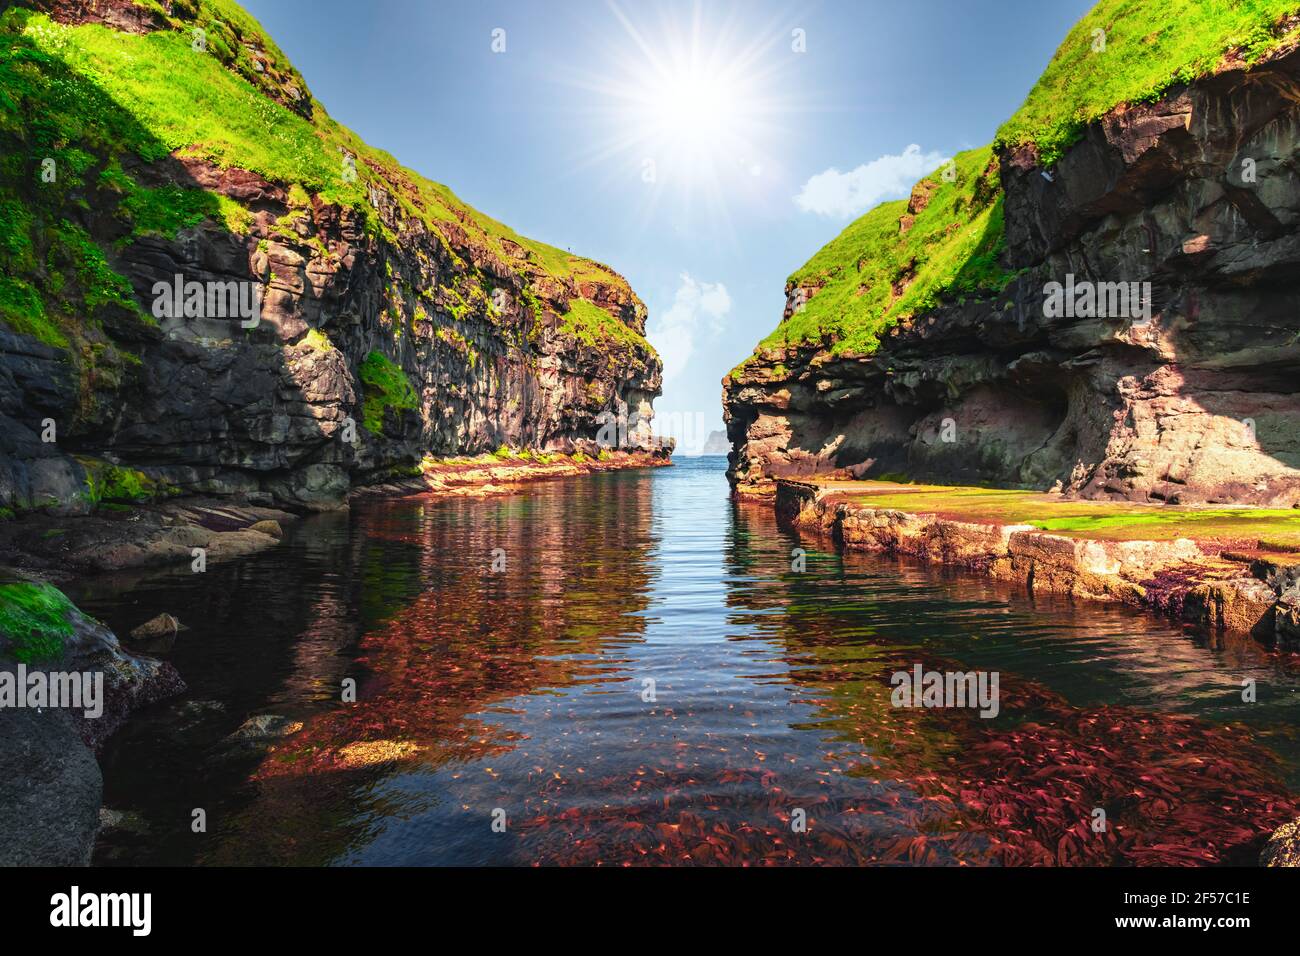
[80,459,1298,866]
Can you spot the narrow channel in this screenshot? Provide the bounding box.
[68,458,1300,866]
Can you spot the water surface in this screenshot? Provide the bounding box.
[75,457,1300,866]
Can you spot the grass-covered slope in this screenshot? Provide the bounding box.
[748,146,1010,361]
[996,0,1300,164]
[734,1,1300,373]
[0,0,650,357]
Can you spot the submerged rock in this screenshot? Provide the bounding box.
[1261,818,1300,867]
[228,714,304,741]
[248,519,284,539]
[128,612,185,653]
[218,714,305,758]
[0,575,183,864]
[98,806,150,836]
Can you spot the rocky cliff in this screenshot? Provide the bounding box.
[724,2,1300,507]
[0,0,665,516]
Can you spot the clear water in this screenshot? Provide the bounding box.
[73,457,1300,866]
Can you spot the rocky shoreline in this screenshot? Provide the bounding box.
[770,477,1300,865]
[0,449,669,866]
[0,449,671,580]
[775,479,1300,647]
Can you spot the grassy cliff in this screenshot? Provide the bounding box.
[733,1,1300,371]
[995,0,1300,164]
[753,145,1009,360]
[0,0,652,359]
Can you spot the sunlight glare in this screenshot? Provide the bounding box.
[561,0,801,235]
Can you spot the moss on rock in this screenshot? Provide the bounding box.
[77,457,170,506]
[0,580,75,663]
[358,350,418,435]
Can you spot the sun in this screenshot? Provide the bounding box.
[560,0,800,226]
[648,70,740,143]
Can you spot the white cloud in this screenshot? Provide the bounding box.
[794,144,948,219]
[648,273,731,385]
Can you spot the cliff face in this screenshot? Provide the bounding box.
[724,7,1300,507]
[0,0,664,514]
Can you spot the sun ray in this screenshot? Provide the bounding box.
[544,0,813,243]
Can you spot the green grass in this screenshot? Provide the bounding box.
[0,274,65,347]
[358,351,418,435]
[49,220,146,316]
[733,2,1300,375]
[100,158,220,243]
[996,0,1300,164]
[0,580,75,663]
[829,479,1300,544]
[12,6,617,286]
[559,298,651,353]
[743,146,1010,365]
[1030,509,1300,534]
[0,18,164,350]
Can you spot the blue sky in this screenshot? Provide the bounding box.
[243,0,1093,451]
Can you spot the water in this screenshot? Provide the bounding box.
[73,457,1300,866]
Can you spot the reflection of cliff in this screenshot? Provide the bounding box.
[201,475,656,864]
[716,504,1297,866]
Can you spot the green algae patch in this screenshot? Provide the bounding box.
[1030,509,1300,537]
[826,479,1300,546]
[0,581,75,663]
[996,0,1300,165]
[358,351,418,435]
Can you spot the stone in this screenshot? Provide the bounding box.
[129,612,183,645]
[226,714,304,744]
[0,708,101,866]
[247,519,283,539]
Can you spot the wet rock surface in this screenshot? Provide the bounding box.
[0,708,101,866]
[0,497,298,578]
[777,479,1300,643]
